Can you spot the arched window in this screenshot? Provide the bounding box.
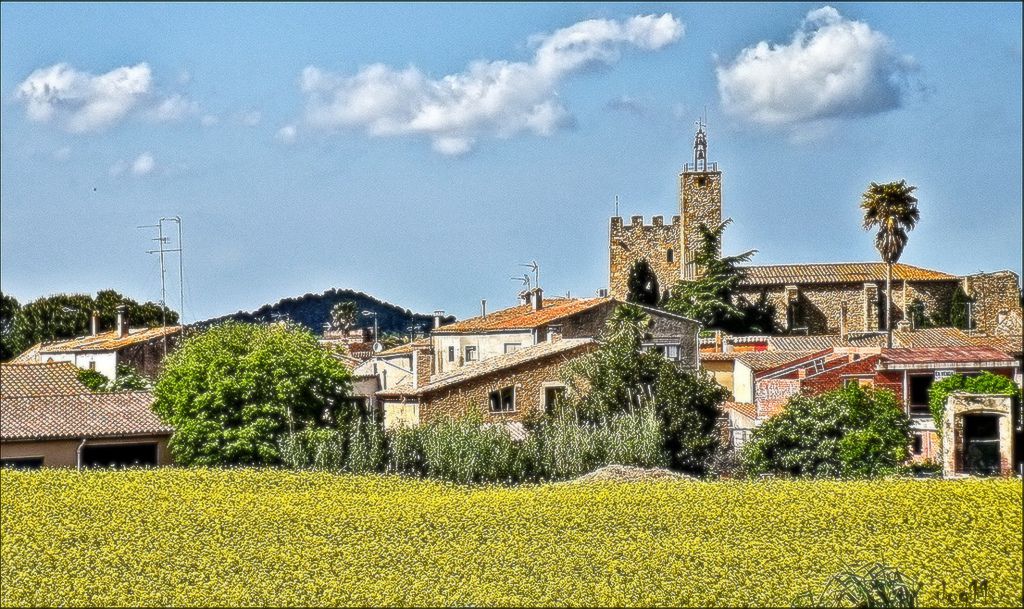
[666,248,674,263]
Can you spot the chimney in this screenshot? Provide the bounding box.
[481,299,487,318]
[895,319,912,333]
[116,305,128,337]
[90,311,99,336]
[531,287,543,311]
[433,310,445,329]
[411,346,433,389]
[714,330,723,353]
[597,288,609,298]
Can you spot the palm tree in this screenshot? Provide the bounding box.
[860,180,920,348]
[329,301,358,332]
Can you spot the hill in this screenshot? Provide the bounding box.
[194,288,455,337]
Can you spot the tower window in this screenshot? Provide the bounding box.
[666,248,674,263]
[696,176,707,187]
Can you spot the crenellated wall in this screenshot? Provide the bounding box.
[609,215,680,300]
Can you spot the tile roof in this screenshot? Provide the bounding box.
[0,362,91,399]
[433,298,611,334]
[378,338,595,397]
[1,390,172,441]
[37,326,182,353]
[699,352,739,361]
[722,401,757,421]
[376,338,430,357]
[879,346,1015,367]
[9,342,42,363]
[739,263,957,286]
[767,335,847,351]
[734,350,820,372]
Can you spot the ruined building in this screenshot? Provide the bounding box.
[608,123,1023,336]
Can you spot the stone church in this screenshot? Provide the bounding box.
[608,123,1023,337]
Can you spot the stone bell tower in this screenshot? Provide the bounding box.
[679,118,722,280]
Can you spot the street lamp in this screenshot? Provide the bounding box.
[362,310,380,352]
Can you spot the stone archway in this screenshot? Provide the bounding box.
[942,393,1013,477]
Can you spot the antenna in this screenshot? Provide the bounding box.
[511,274,531,290]
[614,195,619,217]
[138,216,184,356]
[520,260,540,290]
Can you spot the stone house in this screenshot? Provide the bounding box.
[608,124,1024,336]
[376,338,597,429]
[0,362,173,468]
[363,291,701,429]
[11,306,181,380]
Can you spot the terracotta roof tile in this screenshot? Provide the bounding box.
[722,401,757,421]
[433,298,611,334]
[699,352,739,361]
[1,362,91,399]
[9,343,42,363]
[740,263,957,286]
[1,390,172,441]
[37,326,182,353]
[879,346,1015,367]
[378,338,595,397]
[376,338,430,356]
[767,335,847,351]
[734,350,820,372]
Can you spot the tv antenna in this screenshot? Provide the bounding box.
[510,274,531,291]
[138,216,184,356]
[520,260,540,290]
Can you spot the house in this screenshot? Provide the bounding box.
[11,305,181,380]
[376,337,597,429]
[360,291,701,429]
[718,345,1018,464]
[609,123,1024,336]
[0,362,173,468]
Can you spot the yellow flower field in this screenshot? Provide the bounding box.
[1,470,1020,607]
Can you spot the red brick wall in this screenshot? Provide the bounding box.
[800,355,883,396]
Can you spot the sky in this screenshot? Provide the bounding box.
[2,2,1021,322]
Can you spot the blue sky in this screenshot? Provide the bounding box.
[2,2,1021,322]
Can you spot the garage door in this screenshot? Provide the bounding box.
[81,443,158,468]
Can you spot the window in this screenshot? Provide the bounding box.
[909,375,933,411]
[447,346,455,362]
[1,457,43,470]
[464,346,478,362]
[489,387,515,413]
[666,248,674,263]
[543,386,565,413]
[504,343,521,354]
[912,434,924,455]
[88,361,96,370]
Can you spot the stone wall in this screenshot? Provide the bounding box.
[963,271,1023,335]
[418,342,597,424]
[679,170,722,280]
[942,393,1014,476]
[609,215,680,300]
[734,280,960,335]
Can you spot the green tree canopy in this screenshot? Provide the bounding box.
[0,292,23,361]
[625,259,661,306]
[662,219,775,334]
[742,384,911,478]
[330,301,358,331]
[558,304,727,475]
[3,290,178,360]
[153,322,354,466]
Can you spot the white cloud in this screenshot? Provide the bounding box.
[606,95,647,116]
[131,152,155,175]
[276,124,297,143]
[53,146,72,161]
[16,63,153,133]
[110,152,156,177]
[716,6,916,127]
[299,13,683,155]
[240,109,262,126]
[147,94,200,122]
[200,114,219,127]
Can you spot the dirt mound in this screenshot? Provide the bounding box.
[568,465,696,484]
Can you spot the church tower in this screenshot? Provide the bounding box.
[679,119,722,280]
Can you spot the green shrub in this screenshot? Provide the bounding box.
[743,385,910,478]
[793,562,922,608]
[77,368,110,391]
[927,371,1019,427]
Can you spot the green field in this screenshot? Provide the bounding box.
[1,470,1021,607]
